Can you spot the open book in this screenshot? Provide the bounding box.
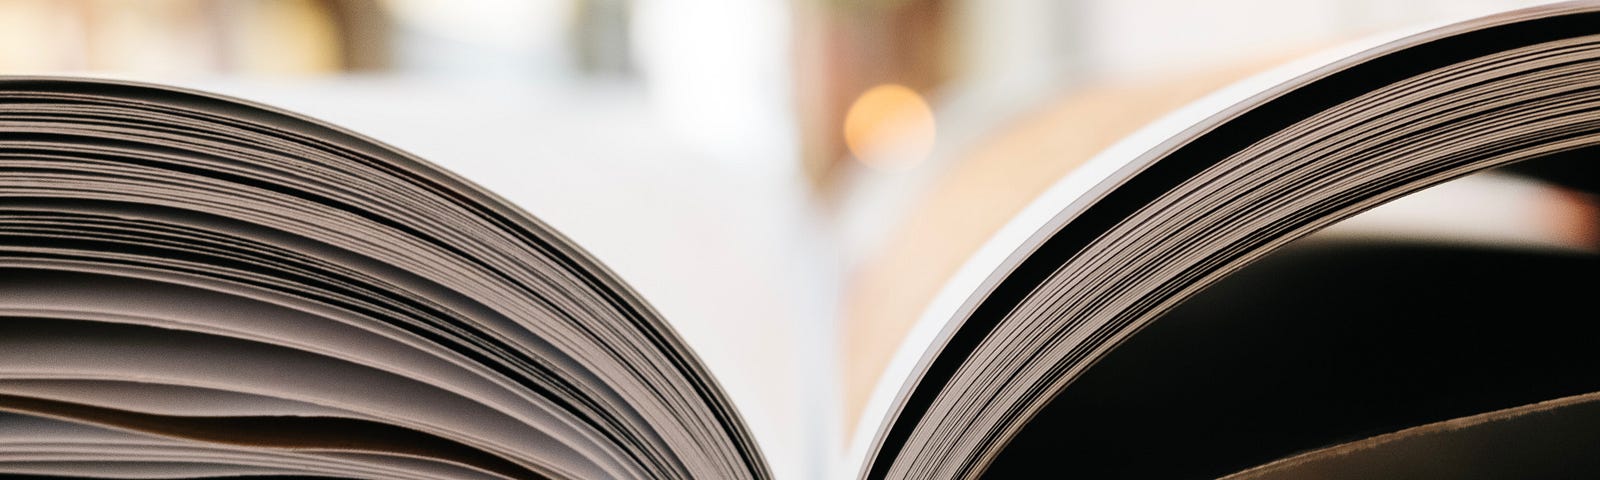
[3,2,1600,479]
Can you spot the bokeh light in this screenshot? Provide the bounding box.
[844,83,936,171]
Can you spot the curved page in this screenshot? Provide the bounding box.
[856,3,1600,478]
[0,77,768,480]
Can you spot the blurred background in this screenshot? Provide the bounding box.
[0,0,1586,478]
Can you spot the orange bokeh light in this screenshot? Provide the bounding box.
[844,84,936,171]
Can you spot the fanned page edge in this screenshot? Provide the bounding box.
[0,76,771,479]
[1221,390,1600,479]
[844,2,1600,478]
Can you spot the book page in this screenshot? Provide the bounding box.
[849,3,1600,476]
[0,76,782,479]
[1225,391,1600,479]
[842,28,1410,476]
[175,79,833,480]
[0,412,504,479]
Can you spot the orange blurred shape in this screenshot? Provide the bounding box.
[844,84,936,171]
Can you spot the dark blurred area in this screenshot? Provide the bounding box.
[988,203,1600,478]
